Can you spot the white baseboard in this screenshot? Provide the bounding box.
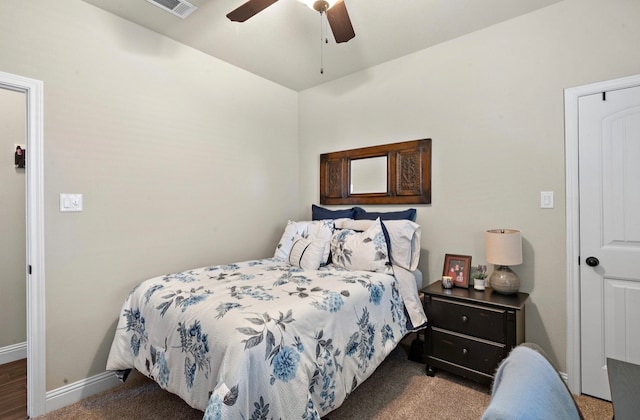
[0,342,27,364]
[46,370,122,413]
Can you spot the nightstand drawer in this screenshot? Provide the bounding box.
[431,329,505,375]
[427,297,506,343]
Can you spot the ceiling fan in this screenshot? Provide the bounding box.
[226,0,356,43]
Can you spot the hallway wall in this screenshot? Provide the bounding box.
[0,87,27,350]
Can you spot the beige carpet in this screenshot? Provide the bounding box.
[35,343,612,420]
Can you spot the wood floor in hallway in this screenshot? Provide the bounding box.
[0,359,27,420]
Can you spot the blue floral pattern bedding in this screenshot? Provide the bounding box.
[106,258,423,419]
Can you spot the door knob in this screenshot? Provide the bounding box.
[585,256,600,267]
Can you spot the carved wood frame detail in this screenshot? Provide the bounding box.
[320,139,431,205]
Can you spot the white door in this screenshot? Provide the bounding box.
[579,85,640,400]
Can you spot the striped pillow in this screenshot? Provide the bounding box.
[288,235,326,270]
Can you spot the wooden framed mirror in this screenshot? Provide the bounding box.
[320,139,431,205]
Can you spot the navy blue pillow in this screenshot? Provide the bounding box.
[353,207,417,222]
[311,204,357,221]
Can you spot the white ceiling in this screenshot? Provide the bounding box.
[81,0,563,91]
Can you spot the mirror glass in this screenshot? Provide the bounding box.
[350,156,387,194]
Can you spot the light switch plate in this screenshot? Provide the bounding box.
[540,191,554,209]
[60,193,83,212]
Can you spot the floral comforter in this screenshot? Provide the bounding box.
[106,258,425,419]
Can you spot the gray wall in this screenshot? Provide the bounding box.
[0,88,27,348]
[299,0,640,372]
[1,0,639,397]
[0,0,299,390]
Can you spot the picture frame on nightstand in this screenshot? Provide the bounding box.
[443,254,472,288]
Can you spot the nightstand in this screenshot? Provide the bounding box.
[421,281,528,385]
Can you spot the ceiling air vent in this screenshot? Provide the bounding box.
[146,0,197,19]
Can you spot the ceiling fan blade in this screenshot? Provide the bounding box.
[226,0,279,22]
[326,0,355,43]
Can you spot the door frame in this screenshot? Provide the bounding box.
[0,71,46,417]
[564,73,640,395]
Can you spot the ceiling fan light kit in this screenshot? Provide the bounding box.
[300,0,336,12]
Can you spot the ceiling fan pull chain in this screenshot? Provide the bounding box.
[319,10,324,74]
[324,8,329,44]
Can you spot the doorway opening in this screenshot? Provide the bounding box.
[0,71,46,417]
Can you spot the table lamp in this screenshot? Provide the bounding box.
[485,229,523,294]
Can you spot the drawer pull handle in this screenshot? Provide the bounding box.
[461,315,469,323]
[462,348,469,356]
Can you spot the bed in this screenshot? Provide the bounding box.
[106,214,427,419]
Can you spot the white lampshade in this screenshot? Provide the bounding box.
[298,0,338,11]
[485,229,523,266]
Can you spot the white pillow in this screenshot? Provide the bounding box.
[288,235,326,270]
[332,218,356,229]
[274,220,300,259]
[382,220,422,271]
[339,218,421,271]
[330,218,391,273]
[337,219,373,231]
[274,220,333,263]
[334,218,370,231]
